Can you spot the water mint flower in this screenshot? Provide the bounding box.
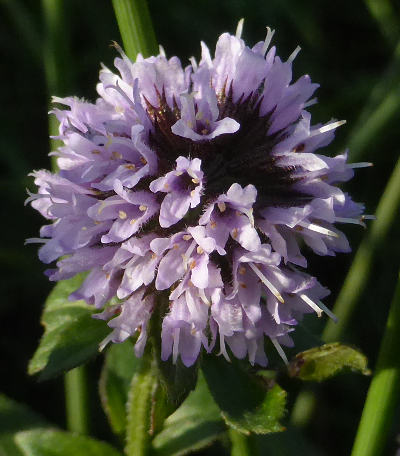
[27,23,370,367]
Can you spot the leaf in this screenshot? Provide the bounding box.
[28,274,110,380]
[0,394,50,456]
[152,372,225,456]
[202,355,287,435]
[288,342,371,381]
[15,429,123,456]
[99,340,140,436]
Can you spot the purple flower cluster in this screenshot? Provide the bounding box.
[27,24,370,367]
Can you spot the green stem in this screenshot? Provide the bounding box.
[41,0,88,435]
[112,0,158,60]
[125,349,157,456]
[323,156,400,342]
[229,429,254,456]
[351,271,400,456]
[64,367,90,434]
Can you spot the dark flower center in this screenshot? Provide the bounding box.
[145,83,311,213]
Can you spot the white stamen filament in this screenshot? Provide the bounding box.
[348,162,373,169]
[262,27,275,55]
[300,294,322,317]
[235,18,244,39]
[298,221,339,238]
[271,338,288,365]
[303,97,318,108]
[99,333,113,352]
[287,46,301,63]
[317,300,338,323]
[312,120,346,136]
[105,82,136,110]
[248,263,284,303]
[334,216,366,228]
[182,240,196,270]
[158,45,166,57]
[189,56,198,71]
[198,288,211,306]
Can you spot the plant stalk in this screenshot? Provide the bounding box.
[112,0,158,60]
[351,271,400,456]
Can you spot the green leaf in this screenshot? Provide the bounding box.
[202,355,287,435]
[0,394,50,456]
[15,429,123,456]
[99,340,141,436]
[288,342,371,382]
[152,372,225,456]
[28,274,110,380]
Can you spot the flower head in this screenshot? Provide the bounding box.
[27,23,370,366]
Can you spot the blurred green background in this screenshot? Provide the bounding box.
[1,0,399,454]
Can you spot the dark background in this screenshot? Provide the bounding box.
[1,1,400,454]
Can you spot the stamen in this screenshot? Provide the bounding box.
[262,27,275,55]
[118,210,127,219]
[139,205,147,211]
[312,120,346,136]
[159,45,166,57]
[300,294,322,317]
[217,202,226,212]
[183,234,192,241]
[348,162,373,169]
[189,56,198,71]
[298,221,339,238]
[335,216,366,228]
[287,46,301,63]
[270,338,288,365]
[317,300,338,323]
[303,98,318,108]
[198,289,211,306]
[248,263,284,303]
[99,333,114,352]
[182,240,196,270]
[235,18,244,39]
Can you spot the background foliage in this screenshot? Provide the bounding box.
[1,0,400,454]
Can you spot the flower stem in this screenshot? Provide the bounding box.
[229,429,254,456]
[323,155,400,342]
[112,0,158,60]
[125,349,157,456]
[64,367,90,434]
[351,271,400,456]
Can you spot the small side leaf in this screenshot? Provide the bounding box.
[202,355,287,435]
[0,394,50,456]
[28,274,110,380]
[288,342,371,381]
[152,372,225,456]
[99,340,140,436]
[15,429,123,456]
